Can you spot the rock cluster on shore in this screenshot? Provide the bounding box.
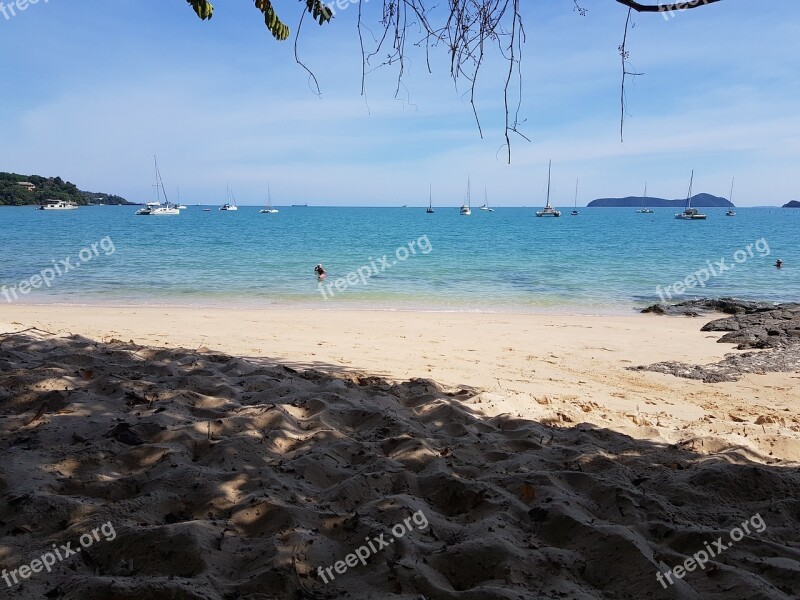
[635,299,800,382]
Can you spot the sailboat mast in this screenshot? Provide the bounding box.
[546,160,552,207]
[574,178,579,208]
[155,156,169,205]
[467,176,471,208]
[729,177,735,204]
[429,183,432,208]
[687,170,694,208]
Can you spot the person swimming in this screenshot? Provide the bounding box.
[776,259,783,269]
[314,264,326,279]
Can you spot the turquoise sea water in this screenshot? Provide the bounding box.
[0,205,797,313]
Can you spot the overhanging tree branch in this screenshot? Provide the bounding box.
[183,0,727,157]
[614,0,723,13]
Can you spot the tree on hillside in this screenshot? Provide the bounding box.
[184,1,725,155]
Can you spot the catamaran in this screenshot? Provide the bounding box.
[479,188,494,212]
[259,185,279,214]
[137,157,180,215]
[426,183,434,213]
[220,184,238,211]
[637,183,654,213]
[536,160,561,217]
[571,178,579,216]
[39,199,79,210]
[726,178,736,216]
[675,171,707,220]
[460,178,472,215]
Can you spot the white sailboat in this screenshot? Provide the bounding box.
[675,171,707,220]
[260,185,279,214]
[571,178,579,216]
[460,177,472,215]
[637,183,654,213]
[479,187,494,212]
[137,157,180,215]
[220,184,238,211]
[726,178,736,216]
[535,160,561,217]
[175,187,187,210]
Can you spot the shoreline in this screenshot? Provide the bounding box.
[4,295,791,317]
[0,298,644,317]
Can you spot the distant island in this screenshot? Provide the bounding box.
[587,193,733,208]
[0,172,132,206]
[783,201,800,208]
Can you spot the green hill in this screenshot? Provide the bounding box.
[0,172,132,206]
[587,193,733,208]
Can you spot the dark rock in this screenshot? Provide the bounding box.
[641,297,785,316]
[633,300,800,382]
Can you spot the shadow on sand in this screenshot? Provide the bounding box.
[0,331,798,599]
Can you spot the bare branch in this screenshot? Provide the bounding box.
[618,8,643,142]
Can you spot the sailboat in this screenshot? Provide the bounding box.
[220,184,238,211]
[637,183,654,213]
[137,157,180,215]
[175,187,187,210]
[726,178,736,216]
[479,188,494,212]
[426,184,434,213]
[675,171,707,220]
[460,177,472,215]
[571,178,579,216]
[535,160,561,217]
[259,185,279,214]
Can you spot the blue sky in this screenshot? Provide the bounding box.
[1,0,798,206]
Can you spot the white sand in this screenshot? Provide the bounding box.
[0,306,798,598]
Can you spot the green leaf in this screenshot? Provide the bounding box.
[254,0,290,41]
[186,0,214,20]
[304,0,333,25]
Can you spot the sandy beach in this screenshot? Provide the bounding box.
[1,305,799,598]
[3,306,799,455]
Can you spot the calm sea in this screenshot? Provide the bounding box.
[1,205,797,314]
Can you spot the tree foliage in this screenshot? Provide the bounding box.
[0,173,131,206]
